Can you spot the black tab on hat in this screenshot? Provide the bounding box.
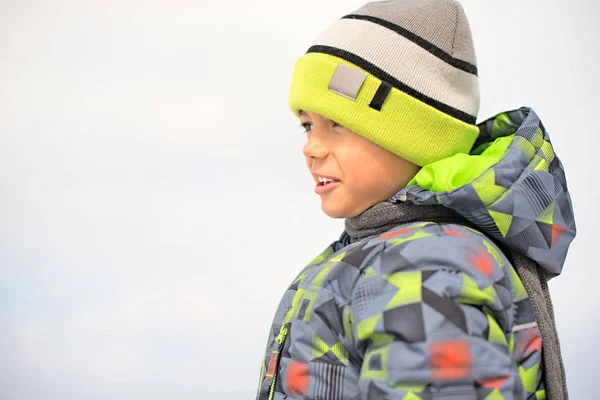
[369,81,392,111]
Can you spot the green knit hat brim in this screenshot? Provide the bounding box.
[288,53,479,167]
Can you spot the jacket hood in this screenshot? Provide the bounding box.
[390,106,576,278]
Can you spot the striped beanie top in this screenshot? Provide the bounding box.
[288,0,480,167]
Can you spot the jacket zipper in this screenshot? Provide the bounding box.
[263,237,368,399]
[265,242,344,399]
[267,323,289,400]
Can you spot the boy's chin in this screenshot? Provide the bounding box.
[320,200,365,219]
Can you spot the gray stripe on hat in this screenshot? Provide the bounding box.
[313,18,479,116]
[342,14,476,75]
[350,0,477,65]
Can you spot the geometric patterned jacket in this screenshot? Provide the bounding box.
[256,107,576,400]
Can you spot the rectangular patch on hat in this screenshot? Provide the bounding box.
[328,63,367,101]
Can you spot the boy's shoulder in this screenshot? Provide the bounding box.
[296,222,512,303]
[342,221,510,278]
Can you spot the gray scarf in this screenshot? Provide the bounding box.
[344,201,568,399]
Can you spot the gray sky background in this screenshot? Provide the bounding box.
[1,1,598,398]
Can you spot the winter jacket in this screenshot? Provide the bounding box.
[255,107,576,399]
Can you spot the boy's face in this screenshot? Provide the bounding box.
[300,110,420,218]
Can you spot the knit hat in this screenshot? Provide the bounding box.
[288,0,480,167]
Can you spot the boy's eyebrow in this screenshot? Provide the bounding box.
[298,110,307,118]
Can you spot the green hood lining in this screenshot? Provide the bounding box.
[407,135,514,193]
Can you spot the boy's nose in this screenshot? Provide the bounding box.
[302,132,329,160]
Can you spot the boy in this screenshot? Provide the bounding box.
[256,1,576,399]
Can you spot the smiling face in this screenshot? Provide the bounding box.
[300,110,420,218]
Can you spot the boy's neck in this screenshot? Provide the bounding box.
[344,201,468,240]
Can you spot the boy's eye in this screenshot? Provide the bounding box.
[298,120,343,134]
[299,122,313,133]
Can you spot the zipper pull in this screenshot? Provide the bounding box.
[275,324,288,345]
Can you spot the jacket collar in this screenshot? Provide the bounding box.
[344,200,468,241]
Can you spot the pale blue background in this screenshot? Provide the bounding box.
[1,0,598,398]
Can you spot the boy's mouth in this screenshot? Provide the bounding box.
[316,175,341,186]
[314,176,341,195]
[317,177,340,186]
